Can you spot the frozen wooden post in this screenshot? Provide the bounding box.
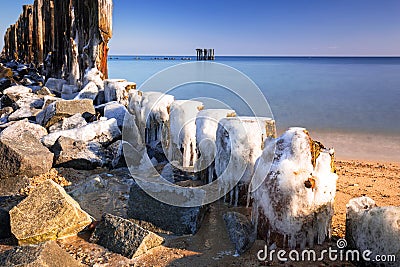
[215,116,276,206]
[252,128,338,249]
[2,0,113,86]
[168,100,204,168]
[195,109,236,184]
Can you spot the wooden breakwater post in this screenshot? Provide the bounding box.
[196,49,215,61]
[1,0,113,86]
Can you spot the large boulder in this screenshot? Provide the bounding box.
[48,113,88,133]
[0,120,53,178]
[44,78,67,95]
[346,197,400,267]
[37,99,95,128]
[42,118,121,148]
[0,241,82,267]
[104,101,129,127]
[223,212,256,256]
[74,81,99,101]
[127,181,207,235]
[10,180,92,245]
[67,168,133,220]
[51,136,108,170]
[90,213,164,258]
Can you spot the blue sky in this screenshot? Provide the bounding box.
[1,0,400,56]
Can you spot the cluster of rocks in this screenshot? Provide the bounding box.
[0,61,44,92]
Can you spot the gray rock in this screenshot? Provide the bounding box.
[10,180,92,245]
[223,212,256,255]
[104,101,129,127]
[51,136,107,170]
[127,182,207,235]
[107,140,126,168]
[1,119,48,140]
[37,99,95,127]
[346,196,400,267]
[61,92,79,100]
[0,241,82,267]
[42,118,121,148]
[67,168,133,220]
[44,78,67,95]
[62,84,79,95]
[48,113,87,133]
[0,120,52,178]
[90,213,164,258]
[8,107,41,121]
[74,81,98,100]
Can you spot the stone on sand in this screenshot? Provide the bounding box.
[10,180,92,245]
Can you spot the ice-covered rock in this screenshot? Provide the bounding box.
[104,101,129,127]
[3,85,32,95]
[0,241,82,267]
[195,109,236,183]
[37,99,95,127]
[84,67,104,90]
[10,180,92,245]
[1,119,48,140]
[215,116,276,206]
[346,196,400,267]
[48,113,88,133]
[168,100,204,168]
[224,212,256,256]
[36,86,52,96]
[107,140,127,168]
[51,136,108,170]
[44,78,67,95]
[8,107,41,121]
[252,128,338,249]
[104,79,136,106]
[42,118,121,148]
[130,91,175,144]
[62,84,79,95]
[90,213,164,258]
[74,81,99,100]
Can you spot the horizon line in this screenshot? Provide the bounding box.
[108,54,400,58]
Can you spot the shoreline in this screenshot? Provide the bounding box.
[277,128,400,163]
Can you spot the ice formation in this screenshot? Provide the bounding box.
[129,91,174,147]
[168,100,204,168]
[215,116,276,206]
[252,127,338,249]
[346,197,400,266]
[195,109,236,184]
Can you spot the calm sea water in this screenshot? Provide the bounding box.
[108,56,400,136]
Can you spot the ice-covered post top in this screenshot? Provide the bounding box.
[168,100,204,168]
[252,127,338,249]
[195,109,236,183]
[215,116,276,206]
[129,91,175,145]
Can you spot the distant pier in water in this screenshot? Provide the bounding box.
[196,49,215,61]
